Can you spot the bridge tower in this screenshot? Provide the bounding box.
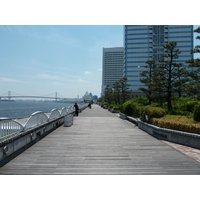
[8,91,11,101]
[55,92,57,101]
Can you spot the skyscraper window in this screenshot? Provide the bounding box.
[124,25,194,94]
[102,47,124,95]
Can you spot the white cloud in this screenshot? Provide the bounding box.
[84,71,92,75]
[97,68,102,72]
[0,77,20,82]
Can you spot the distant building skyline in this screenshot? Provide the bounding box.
[124,25,194,94]
[101,47,124,95]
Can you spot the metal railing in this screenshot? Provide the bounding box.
[60,107,68,116]
[0,118,24,139]
[49,109,61,121]
[24,111,49,129]
[0,103,88,140]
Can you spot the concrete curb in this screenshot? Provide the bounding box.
[118,112,200,150]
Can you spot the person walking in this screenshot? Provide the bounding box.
[74,103,79,116]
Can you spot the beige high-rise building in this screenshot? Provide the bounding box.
[101,47,124,96]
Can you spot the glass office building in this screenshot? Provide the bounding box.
[102,47,124,95]
[124,25,194,94]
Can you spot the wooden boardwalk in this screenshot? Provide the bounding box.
[1,104,200,175]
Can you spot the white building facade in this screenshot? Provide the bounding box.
[101,47,124,95]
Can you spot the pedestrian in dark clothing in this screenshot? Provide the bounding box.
[88,103,91,109]
[74,103,79,116]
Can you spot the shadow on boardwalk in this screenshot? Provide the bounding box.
[0,104,200,175]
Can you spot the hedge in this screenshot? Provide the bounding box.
[194,104,200,122]
[140,106,165,122]
[121,101,141,117]
[151,118,200,134]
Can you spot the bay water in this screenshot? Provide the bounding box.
[0,101,74,119]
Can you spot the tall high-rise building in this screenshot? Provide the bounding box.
[101,47,124,95]
[124,25,194,94]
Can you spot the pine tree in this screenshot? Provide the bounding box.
[104,85,114,104]
[185,27,200,96]
[158,42,183,110]
[113,81,121,104]
[118,77,131,104]
[173,63,190,97]
[139,60,156,104]
[151,68,166,106]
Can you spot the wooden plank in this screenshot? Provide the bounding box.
[1,105,200,175]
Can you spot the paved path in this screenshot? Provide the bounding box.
[1,105,200,175]
[161,140,200,163]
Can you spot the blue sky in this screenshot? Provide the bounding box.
[0,25,123,98]
[0,0,199,100]
[1,25,199,99]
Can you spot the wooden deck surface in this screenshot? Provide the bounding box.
[1,104,200,175]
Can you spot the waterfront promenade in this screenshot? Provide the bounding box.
[0,104,200,175]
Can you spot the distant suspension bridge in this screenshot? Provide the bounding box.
[0,91,81,102]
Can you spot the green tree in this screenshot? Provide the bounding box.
[151,68,166,106]
[111,78,131,104]
[173,63,190,97]
[113,81,121,104]
[102,78,131,105]
[139,60,156,104]
[118,77,131,103]
[186,27,200,96]
[158,41,183,110]
[104,85,114,104]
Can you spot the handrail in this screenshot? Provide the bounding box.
[49,109,61,120]
[24,111,49,129]
[0,118,24,139]
[0,103,88,140]
[60,107,67,116]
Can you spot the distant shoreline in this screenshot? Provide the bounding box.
[0,100,15,102]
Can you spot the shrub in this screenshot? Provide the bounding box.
[166,109,190,116]
[151,118,200,134]
[112,104,121,110]
[193,104,200,122]
[186,101,198,112]
[131,103,142,117]
[141,106,165,122]
[132,96,149,106]
[173,103,186,112]
[121,101,141,117]
[172,100,198,114]
[100,102,108,106]
[121,101,133,115]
